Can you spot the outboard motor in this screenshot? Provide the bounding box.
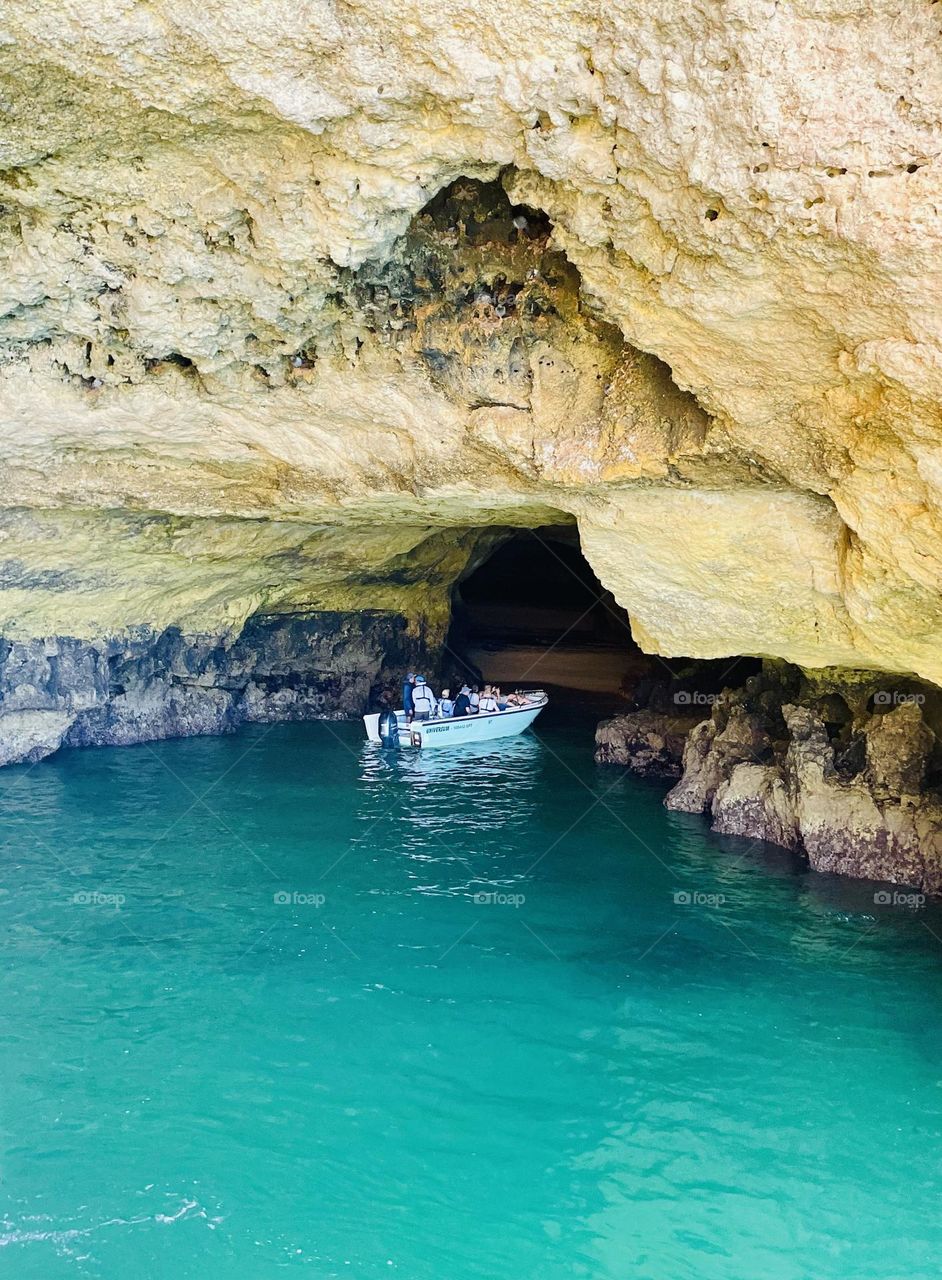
[378,709,401,750]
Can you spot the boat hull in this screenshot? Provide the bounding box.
[363,697,547,749]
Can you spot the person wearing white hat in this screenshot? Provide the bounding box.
[410,675,436,721]
[436,688,455,718]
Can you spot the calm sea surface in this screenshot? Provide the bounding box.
[1,713,941,1278]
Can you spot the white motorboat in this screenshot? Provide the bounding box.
[363,691,548,749]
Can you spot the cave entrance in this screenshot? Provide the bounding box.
[445,526,649,700]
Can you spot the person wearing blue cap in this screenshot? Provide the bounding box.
[410,675,436,722]
[402,672,416,723]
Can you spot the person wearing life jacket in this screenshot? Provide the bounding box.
[402,672,416,722]
[478,685,499,714]
[452,685,472,717]
[437,688,454,718]
[411,675,436,721]
[469,685,481,714]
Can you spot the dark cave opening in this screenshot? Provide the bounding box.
[444,526,649,700]
[441,526,765,708]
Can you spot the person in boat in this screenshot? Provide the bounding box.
[436,688,454,718]
[469,684,481,714]
[411,674,436,721]
[478,685,499,714]
[402,672,416,722]
[452,685,473,717]
[494,686,507,710]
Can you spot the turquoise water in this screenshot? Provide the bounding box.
[2,714,941,1279]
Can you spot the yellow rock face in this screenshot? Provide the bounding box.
[0,2,940,681]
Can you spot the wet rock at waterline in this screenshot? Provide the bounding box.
[2,6,942,897]
[771,703,942,894]
[596,667,942,893]
[594,710,698,778]
[0,613,426,766]
[664,705,774,815]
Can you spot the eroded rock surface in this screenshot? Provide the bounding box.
[665,705,773,815]
[1,5,942,808]
[0,612,426,765]
[0,5,938,686]
[601,665,942,893]
[594,709,696,777]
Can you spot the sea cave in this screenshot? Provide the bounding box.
[1,6,941,1276]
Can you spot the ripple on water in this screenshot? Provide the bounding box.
[0,720,941,1279]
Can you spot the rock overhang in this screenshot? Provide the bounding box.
[0,3,939,685]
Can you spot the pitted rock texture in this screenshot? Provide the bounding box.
[0,612,426,765]
[0,8,939,686]
[592,656,764,777]
[594,709,697,778]
[777,703,942,894]
[600,665,942,893]
[664,705,773,815]
[711,764,800,854]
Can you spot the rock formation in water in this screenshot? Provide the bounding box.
[0,2,941,829]
[597,665,942,892]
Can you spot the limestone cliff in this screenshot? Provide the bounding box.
[0,2,941,765]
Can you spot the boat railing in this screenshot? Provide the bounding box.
[394,689,547,725]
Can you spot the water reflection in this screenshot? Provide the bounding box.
[359,733,544,786]
[355,736,546,894]
[5,722,942,1279]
